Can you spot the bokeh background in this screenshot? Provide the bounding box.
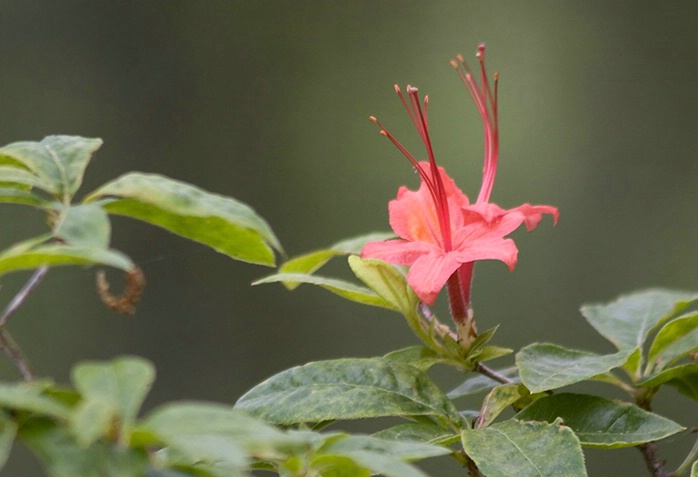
[1,1,697,475]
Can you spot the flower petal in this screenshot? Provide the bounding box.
[454,236,518,271]
[456,209,525,243]
[508,203,559,231]
[388,186,440,243]
[388,162,470,244]
[416,161,470,208]
[361,239,434,266]
[464,202,508,224]
[407,251,463,305]
[464,202,558,232]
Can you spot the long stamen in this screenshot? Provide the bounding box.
[451,58,488,120]
[407,87,453,251]
[451,45,500,204]
[369,115,447,237]
[370,116,437,199]
[370,86,454,251]
[394,85,422,134]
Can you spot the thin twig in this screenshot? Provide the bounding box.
[465,454,483,477]
[0,266,48,327]
[0,266,48,381]
[634,398,673,477]
[0,331,33,380]
[475,362,513,384]
[638,442,672,477]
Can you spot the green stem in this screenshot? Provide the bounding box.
[672,432,698,476]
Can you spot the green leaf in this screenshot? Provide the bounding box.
[85,172,282,266]
[320,452,425,477]
[253,273,395,310]
[235,358,463,426]
[19,418,148,477]
[0,411,17,469]
[20,419,100,477]
[53,204,111,249]
[0,187,45,206]
[0,136,102,199]
[458,327,513,366]
[309,455,370,477]
[692,460,697,477]
[71,357,155,442]
[20,245,132,271]
[143,470,205,477]
[0,381,69,419]
[41,136,103,197]
[624,348,643,379]
[468,326,499,354]
[0,238,133,277]
[638,364,698,401]
[516,393,684,448]
[326,233,396,254]
[279,250,338,286]
[279,232,394,289]
[315,449,429,477]
[475,346,514,363]
[516,343,633,393]
[383,346,445,371]
[648,312,698,372]
[447,368,520,399]
[580,289,698,351]
[321,434,450,461]
[348,256,417,314]
[0,164,54,192]
[150,449,249,477]
[69,397,116,448]
[461,419,587,477]
[373,422,459,446]
[141,401,301,468]
[477,384,527,428]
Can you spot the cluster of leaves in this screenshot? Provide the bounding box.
[0,356,450,477]
[0,135,282,278]
[251,243,698,477]
[0,135,696,476]
[0,135,451,476]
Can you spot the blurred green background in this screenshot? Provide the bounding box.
[0,1,697,475]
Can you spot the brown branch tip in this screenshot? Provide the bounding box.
[96,266,146,315]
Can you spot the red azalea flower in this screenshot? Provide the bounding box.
[361,161,521,306]
[362,45,558,336]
